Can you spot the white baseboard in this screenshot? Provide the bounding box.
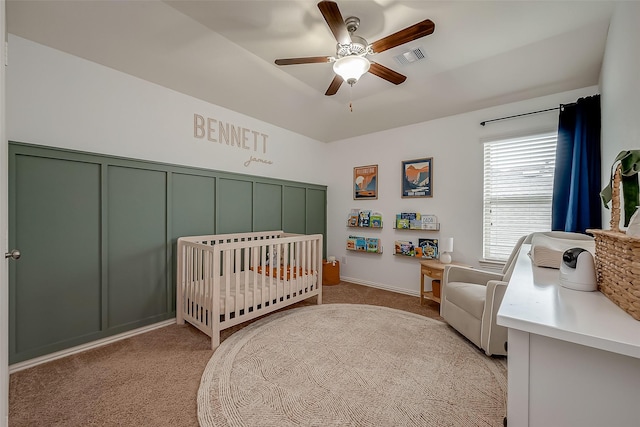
[9,319,176,374]
[339,276,420,298]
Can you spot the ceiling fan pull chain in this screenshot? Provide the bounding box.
[349,84,353,112]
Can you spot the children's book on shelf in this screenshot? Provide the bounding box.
[347,235,381,253]
[421,215,438,229]
[359,210,371,227]
[366,237,380,253]
[402,212,417,228]
[416,238,439,259]
[394,240,415,256]
[410,218,423,229]
[397,212,434,229]
[370,212,383,228]
[421,214,437,224]
[393,212,440,229]
[346,236,356,250]
[397,219,410,229]
[348,209,360,227]
[395,214,410,229]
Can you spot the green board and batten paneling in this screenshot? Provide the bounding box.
[170,173,217,311]
[283,186,307,234]
[12,156,102,356]
[216,178,254,234]
[254,183,283,232]
[306,188,327,236]
[107,166,169,329]
[8,142,327,364]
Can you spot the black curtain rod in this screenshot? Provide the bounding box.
[480,104,568,126]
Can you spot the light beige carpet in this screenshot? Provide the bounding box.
[198,304,507,426]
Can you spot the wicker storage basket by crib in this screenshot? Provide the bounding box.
[587,165,640,321]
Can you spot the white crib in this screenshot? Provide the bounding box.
[176,230,323,349]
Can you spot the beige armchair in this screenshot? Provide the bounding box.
[441,231,594,356]
[440,234,528,356]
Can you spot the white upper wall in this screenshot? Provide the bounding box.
[600,2,640,228]
[6,35,328,185]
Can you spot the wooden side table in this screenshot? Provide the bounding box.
[419,259,469,305]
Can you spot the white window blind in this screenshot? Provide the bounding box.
[483,132,557,261]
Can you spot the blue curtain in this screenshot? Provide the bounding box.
[552,95,602,233]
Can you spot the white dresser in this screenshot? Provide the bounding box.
[497,244,640,427]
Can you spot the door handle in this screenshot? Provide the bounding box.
[5,249,21,260]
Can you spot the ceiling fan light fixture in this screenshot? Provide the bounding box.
[333,55,370,86]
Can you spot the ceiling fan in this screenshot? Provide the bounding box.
[274,0,435,96]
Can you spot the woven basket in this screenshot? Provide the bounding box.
[587,165,640,321]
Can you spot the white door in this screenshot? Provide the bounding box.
[1,2,10,426]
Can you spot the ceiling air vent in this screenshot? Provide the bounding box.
[393,47,427,66]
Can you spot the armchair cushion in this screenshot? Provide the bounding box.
[445,282,486,319]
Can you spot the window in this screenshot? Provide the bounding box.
[483,132,557,261]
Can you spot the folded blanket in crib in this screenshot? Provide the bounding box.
[528,233,595,269]
[252,265,310,280]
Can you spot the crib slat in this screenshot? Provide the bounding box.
[260,243,267,309]
[243,245,249,314]
[182,244,188,319]
[292,240,299,294]
[188,246,193,320]
[276,242,282,303]
[234,247,241,317]
[224,249,232,320]
[211,246,220,349]
[187,246,193,319]
[282,242,289,299]
[199,247,205,322]
[176,241,183,324]
[246,245,254,314]
[268,243,275,304]
[299,240,305,294]
[203,248,210,327]
[196,247,202,323]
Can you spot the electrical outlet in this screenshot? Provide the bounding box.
[341,256,347,265]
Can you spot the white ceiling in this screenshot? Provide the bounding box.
[6,1,614,142]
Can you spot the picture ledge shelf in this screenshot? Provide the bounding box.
[393,224,440,231]
[346,247,383,254]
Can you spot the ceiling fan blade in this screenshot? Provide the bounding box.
[368,62,407,85]
[275,56,332,66]
[317,1,351,45]
[370,19,435,53]
[325,75,344,96]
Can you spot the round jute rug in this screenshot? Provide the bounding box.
[198,304,507,427]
